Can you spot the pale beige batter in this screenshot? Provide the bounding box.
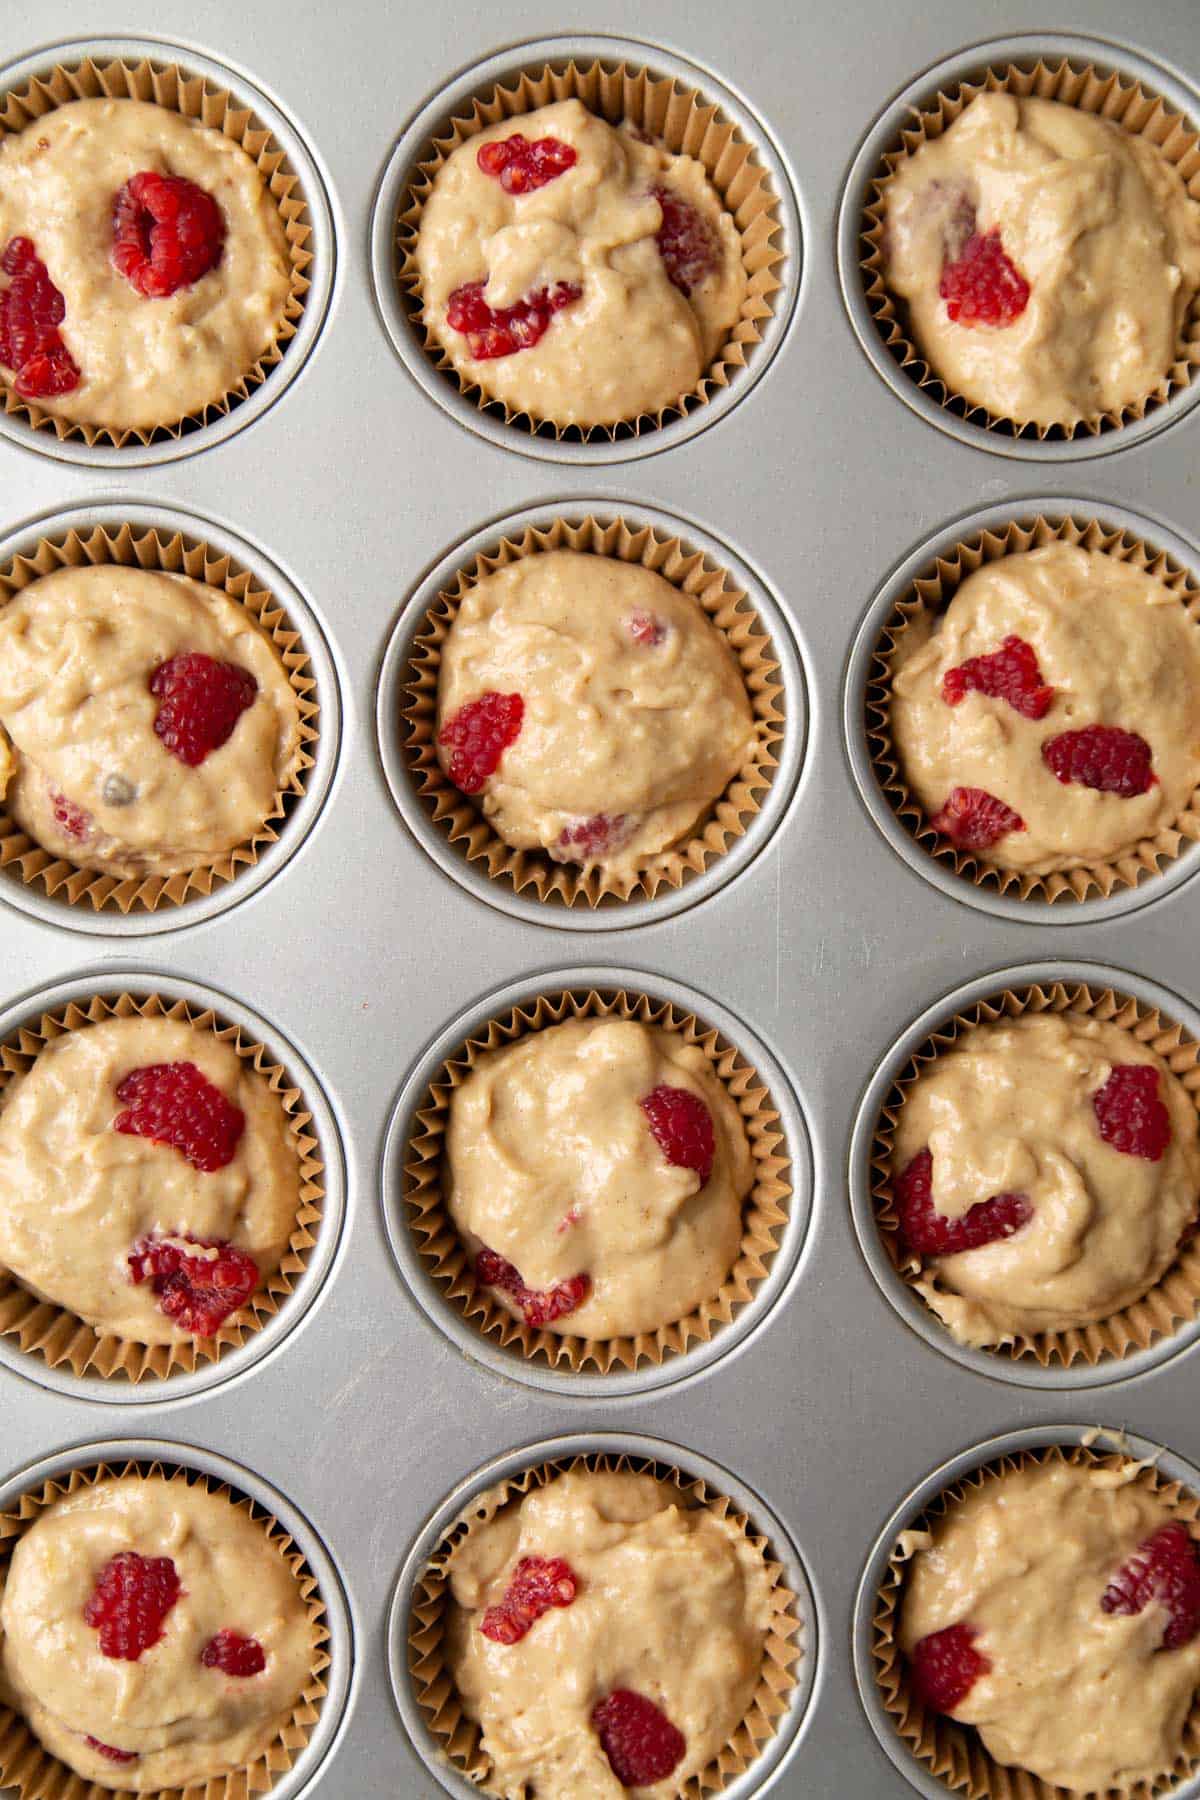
[884,94,1200,426]
[892,1013,1200,1347]
[0,98,291,431]
[0,564,302,880]
[447,1468,772,1799]
[417,99,746,425]
[900,1458,1200,1792]
[437,552,756,874]
[0,1016,300,1345]
[447,1018,753,1339]
[890,544,1200,874]
[0,1475,312,1791]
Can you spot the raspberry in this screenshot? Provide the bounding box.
[480,1555,579,1644]
[111,171,225,298]
[942,635,1054,720]
[1041,726,1156,797]
[128,1234,260,1337]
[476,133,578,194]
[928,787,1025,850]
[640,1085,716,1185]
[200,1629,267,1676]
[1092,1064,1172,1162]
[475,1246,591,1328]
[0,237,81,398]
[150,653,258,767]
[910,1622,990,1713]
[115,1063,245,1172]
[51,791,91,842]
[896,1148,1033,1257]
[554,814,634,861]
[939,229,1030,327]
[1102,1523,1200,1648]
[84,1551,182,1660]
[592,1690,686,1787]
[85,1739,137,1764]
[438,691,523,793]
[446,278,581,359]
[627,608,668,647]
[652,186,721,296]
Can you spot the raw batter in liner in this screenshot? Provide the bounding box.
[447,1468,772,1799]
[883,93,1200,427]
[0,1474,313,1791]
[416,99,746,426]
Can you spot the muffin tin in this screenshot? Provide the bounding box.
[4,2,1200,1796]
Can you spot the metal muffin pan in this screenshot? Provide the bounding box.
[3,0,1200,1794]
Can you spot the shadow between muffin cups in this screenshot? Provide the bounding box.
[379,966,814,1399]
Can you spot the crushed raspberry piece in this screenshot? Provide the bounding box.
[0,237,81,398]
[910,1622,990,1713]
[128,1234,260,1336]
[115,1062,245,1172]
[942,635,1054,720]
[111,171,225,298]
[939,229,1030,327]
[84,1551,182,1660]
[1092,1064,1172,1162]
[51,791,91,842]
[1042,725,1156,797]
[895,1148,1033,1257]
[85,1739,137,1764]
[919,181,978,263]
[439,690,523,793]
[627,608,668,647]
[480,1555,579,1644]
[554,814,634,861]
[475,1246,590,1328]
[446,278,581,359]
[652,186,721,296]
[200,1629,267,1676]
[476,133,578,194]
[1102,1522,1200,1648]
[593,1690,687,1788]
[150,653,258,767]
[640,1084,715,1186]
[928,786,1025,851]
[557,1205,582,1233]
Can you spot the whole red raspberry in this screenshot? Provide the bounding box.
[149,653,258,767]
[1041,726,1156,797]
[627,608,668,647]
[1092,1064,1172,1161]
[114,1062,245,1171]
[476,133,578,194]
[1102,1522,1200,1648]
[84,1551,182,1660]
[0,236,81,398]
[128,1234,260,1337]
[111,171,226,298]
[928,787,1025,851]
[942,634,1054,720]
[554,813,634,861]
[85,1739,137,1764]
[438,690,524,793]
[446,278,581,359]
[939,229,1030,327]
[200,1629,267,1675]
[652,186,721,296]
[640,1084,716,1185]
[480,1555,579,1644]
[895,1148,1032,1257]
[475,1246,591,1328]
[51,791,92,843]
[592,1690,687,1787]
[909,1622,990,1713]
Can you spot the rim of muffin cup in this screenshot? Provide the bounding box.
[375,500,807,930]
[0,968,347,1405]
[389,1430,820,1800]
[368,34,802,464]
[0,501,342,937]
[0,1436,354,1800]
[849,959,1200,1391]
[0,35,335,467]
[843,497,1200,925]
[835,31,1200,461]
[379,966,814,1399]
[853,1424,1200,1800]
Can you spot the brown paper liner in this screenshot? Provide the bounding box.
[867,514,1200,904]
[860,56,1200,440]
[409,1448,802,1797]
[0,991,324,1383]
[404,985,791,1373]
[0,522,317,914]
[0,1456,330,1800]
[870,980,1200,1369]
[873,1442,1200,1799]
[394,59,785,440]
[0,54,313,446]
[403,516,784,908]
